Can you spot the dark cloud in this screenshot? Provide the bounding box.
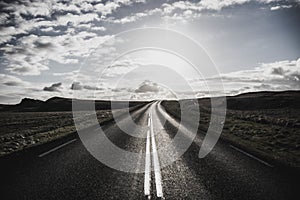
[70,82,103,90]
[269,60,300,82]
[3,46,27,55]
[43,82,62,92]
[0,74,27,87]
[10,66,31,73]
[70,82,82,90]
[3,81,21,86]
[83,85,103,90]
[271,67,284,75]
[33,40,53,49]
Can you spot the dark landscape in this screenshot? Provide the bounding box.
[0,90,300,199]
[162,90,300,170]
[1,90,299,170]
[0,98,147,157]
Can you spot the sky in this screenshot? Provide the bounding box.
[0,0,300,103]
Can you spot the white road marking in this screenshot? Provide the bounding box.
[38,139,77,158]
[147,114,151,126]
[144,119,151,196]
[150,111,164,198]
[230,145,273,168]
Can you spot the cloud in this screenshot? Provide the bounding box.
[1,0,296,78]
[94,0,147,17]
[90,80,177,101]
[0,0,299,103]
[83,85,104,91]
[1,31,112,75]
[135,80,160,93]
[270,5,293,10]
[56,13,100,26]
[33,40,53,49]
[14,1,51,17]
[271,67,285,75]
[70,82,83,90]
[70,82,104,91]
[94,2,120,16]
[191,58,300,96]
[43,82,62,92]
[218,58,300,84]
[0,27,20,44]
[253,83,272,90]
[0,0,147,76]
[52,2,81,15]
[101,59,142,78]
[107,8,161,24]
[197,0,294,11]
[262,59,300,82]
[7,64,49,76]
[106,0,298,24]
[0,74,28,86]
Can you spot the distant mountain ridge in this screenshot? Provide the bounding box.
[0,90,299,112]
[226,90,300,110]
[0,97,147,112]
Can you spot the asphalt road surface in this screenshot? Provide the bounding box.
[0,102,299,200]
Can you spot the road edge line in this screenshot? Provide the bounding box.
[230,145,273,168]
[38,139,77,158]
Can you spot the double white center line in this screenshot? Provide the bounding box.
[144,116,151,197]
[144,111,164,199]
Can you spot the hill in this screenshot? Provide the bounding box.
[0,97,148,112]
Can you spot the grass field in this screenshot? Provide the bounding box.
[161,95,300,169]
[0,110,113,156]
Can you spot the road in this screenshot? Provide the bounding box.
[0,102,299,200]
